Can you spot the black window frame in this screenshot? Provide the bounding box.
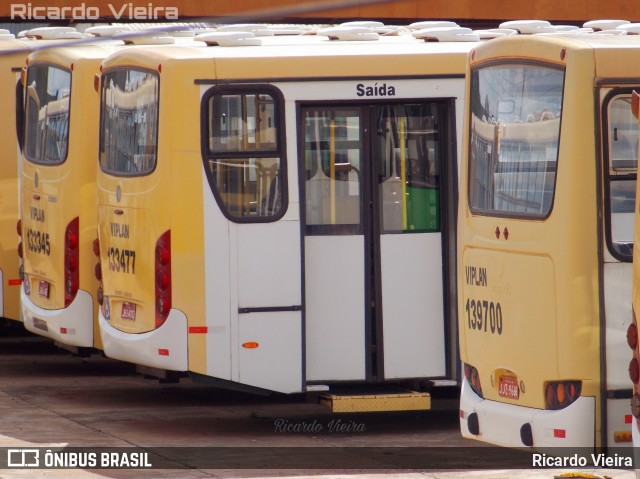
[23,62,72,166]
[601,87,639,263]
[200,84,288,224]
[98,66,160,178]
[467,59,565,220]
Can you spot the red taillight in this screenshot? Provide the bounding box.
[155,230,171,328]
[464,363,483,398]
[67,228,78,249]
[156,243,169,265]
[628,323,638,350]
[631,359,640,384]
[94,263,102,281]
[156,270,170,290]
[544,381,582,410]
[17,241,22,259]
[64,217,79,307]
[16,219,21,236]
[93,238,100,257]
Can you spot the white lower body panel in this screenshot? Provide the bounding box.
[460,377,595,448]
[99,308,188,371]
[22,289,94,347]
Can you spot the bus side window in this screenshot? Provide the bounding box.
[203,88,286,222]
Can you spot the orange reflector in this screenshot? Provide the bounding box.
[158,349,169,356]
[626,414,633,424]
[553,429,566,438]
[189,326,208,334]
[633,91,640,119]
[20,67,26,86]
[242,342,259,349]
[459,410,465,419]
[7,279,21,286]
[94,73,100,92]
[60,327,67,334]
[615,430,632,442]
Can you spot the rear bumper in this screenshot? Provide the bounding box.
[99,308,188,371]
[21,288,95,347]
[459,376,596,448]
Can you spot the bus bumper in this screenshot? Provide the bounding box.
[21,288,94,347]
[98,308,188,372]
[459,376,595,448]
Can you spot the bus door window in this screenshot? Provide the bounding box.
[303,108,362,233]
[375,104,441,233]
[204,89,286,221]
[469,64,564,218]
[606,94,638,259]
[24,65,71,165]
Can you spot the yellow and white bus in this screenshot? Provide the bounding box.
[458,29,640,448]
[18,30,128,352]
[628,86,640,461]
[0,30,56,327]
[94,24,479,402]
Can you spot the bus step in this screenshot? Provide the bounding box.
[427,379,459,388]
[318,389,431,413]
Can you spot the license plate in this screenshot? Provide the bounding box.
[498,375,520,400]
[38,280,49,298]
[121,302,136,320]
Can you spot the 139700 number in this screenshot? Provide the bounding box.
[466,298,503,335]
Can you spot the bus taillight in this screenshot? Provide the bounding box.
[632,394,640,419]
[544,381,581,410]
[630,358,640,383]
[464,362,483,398]
[17,219,22,259]
[155,230,171,328]
[64,217,79,307]
[628,323,638,350]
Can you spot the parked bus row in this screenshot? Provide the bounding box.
[3,16,640,455]
[10,20,490,413]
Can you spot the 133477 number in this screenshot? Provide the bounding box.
[107,246,136,274]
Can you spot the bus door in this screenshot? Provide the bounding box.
[301,102,450,382]
[202,86,303,394]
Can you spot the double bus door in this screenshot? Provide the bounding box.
[301,101,452,383]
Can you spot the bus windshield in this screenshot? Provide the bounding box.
[468,63,564,217]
